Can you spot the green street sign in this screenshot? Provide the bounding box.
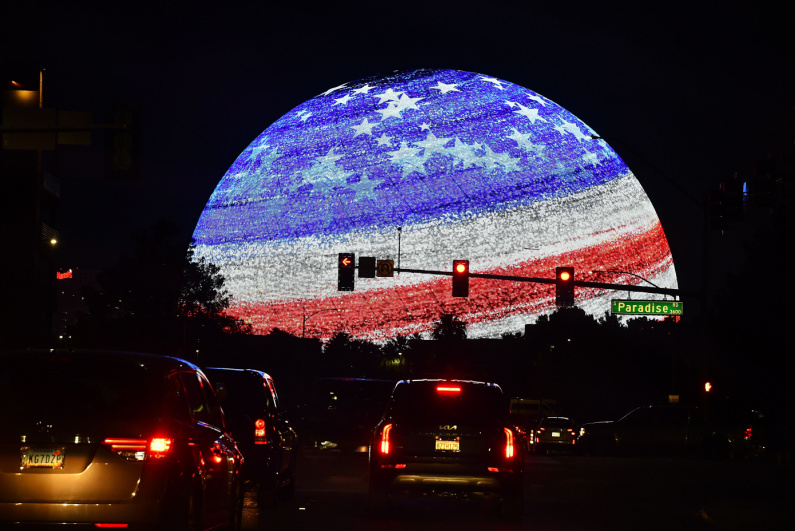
[611,299,683,316]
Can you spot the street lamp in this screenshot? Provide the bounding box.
[302,308,340,338]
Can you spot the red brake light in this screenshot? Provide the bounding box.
[94,525,129,528]
[104,438,147,452]
[436,385,461,394]
[380,423,393,455]
[254,418,267,444]
[504,428,515,459]
[149,438,172,457]
[104,437,172,461]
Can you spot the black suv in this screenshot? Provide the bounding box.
[368,379,524,519]
[203,368,298,506]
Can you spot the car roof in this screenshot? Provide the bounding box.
[395,378,502,389]
[204,366,272,380]
[1,348,200,372]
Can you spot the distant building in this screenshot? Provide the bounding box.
[0,85,61,348]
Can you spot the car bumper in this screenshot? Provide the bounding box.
[371,462,522,496]
[537,438,577,447]
[0,498,164,527]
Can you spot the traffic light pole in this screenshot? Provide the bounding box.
[390,267,700,299]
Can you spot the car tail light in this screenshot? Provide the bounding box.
[744,427,752,440]
[504,428,515,459]
[94,524,129,528]
[379,423,393,455]
[254,418,268,444]
[104,437,172,461]
[436,385,461,394]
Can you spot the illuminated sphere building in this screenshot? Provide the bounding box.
[192,69,677,341]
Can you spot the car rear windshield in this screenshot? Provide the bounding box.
[0,353,169,422]
[388,382,507,426]
[205,370,274,412]
[541,418,574,428]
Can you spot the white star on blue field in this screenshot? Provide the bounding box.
[196,69,617,245]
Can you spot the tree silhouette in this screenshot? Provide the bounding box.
[431,313,467,341]
[75,219,248,356]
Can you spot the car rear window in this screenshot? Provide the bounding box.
[205,370,274,412]
[541,418,574,428]
[388,382,507,426]
[0,354,170,422]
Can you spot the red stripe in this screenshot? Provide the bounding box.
[227,222,674,339]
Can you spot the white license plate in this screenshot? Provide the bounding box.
[435,439,460,452]
[21,447,66,469]
[551,432,561,437]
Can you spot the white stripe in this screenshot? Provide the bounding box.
[194,173,668,304]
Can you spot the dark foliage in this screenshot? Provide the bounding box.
[72,219,249,357]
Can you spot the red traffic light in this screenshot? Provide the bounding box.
[555,266,575,307]
[452,259,469,297]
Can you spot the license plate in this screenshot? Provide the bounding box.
[552,432,561,437]
[21,447,66,469]
[435,438,460,452]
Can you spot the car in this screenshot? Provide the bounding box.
[534,416,578,454]
[577,404,756,459]
[368,379,524,520]
[299,377,395,452]
[203,367,298,506]
[509,397,560,451]
[578,405,699,457]
[0,349,244,530]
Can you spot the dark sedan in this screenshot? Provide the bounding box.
[534,416,578,454]
[204,367,298,507]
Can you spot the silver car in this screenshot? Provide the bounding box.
[0,349,244,530]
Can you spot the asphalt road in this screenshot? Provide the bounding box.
[241,448,794,530]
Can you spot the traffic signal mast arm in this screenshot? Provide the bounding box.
[391,267,698,299]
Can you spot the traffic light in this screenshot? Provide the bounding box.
[555,266,575,307]
[338,253,355,291]
[358,256,376,278]
[452,260,469,297]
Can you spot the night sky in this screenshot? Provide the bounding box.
[4,1,793,306]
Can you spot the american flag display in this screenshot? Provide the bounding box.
[192,69,677,341]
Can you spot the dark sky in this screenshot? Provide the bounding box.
[4,1,793,298]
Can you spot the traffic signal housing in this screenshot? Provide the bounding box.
[338,253,355,291]
[452,260,469,297]
[358,256,376,278]
[555,266,575,307]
